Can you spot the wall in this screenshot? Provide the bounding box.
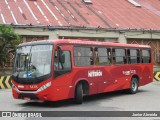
[14,27,160,42]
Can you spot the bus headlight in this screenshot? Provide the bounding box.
[12,83,17,90]
[37,82,51,92]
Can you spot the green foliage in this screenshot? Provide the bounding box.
[0,25,21,68]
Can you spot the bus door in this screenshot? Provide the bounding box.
[53,45,75,100]
[54,45,73,85]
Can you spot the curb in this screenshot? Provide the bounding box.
[0,76,12,89]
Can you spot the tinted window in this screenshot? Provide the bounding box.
[62,51,72,70]
[74,47,93,66]
[54,50,72,78]
[112,48,126,64]
[127,49,140,64]
[54,51,71,70]
[96,48,111,65]
[142,49,151,63]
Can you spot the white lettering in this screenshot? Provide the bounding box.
[12,112,27,117]
[132,113,142,116]
[18,85,24,88]
[143,113,157,117]
[30,85,38,89]
[88,70,102,77]
[28,113,42,117]
[11,112,42,117]
[123,70,136,76]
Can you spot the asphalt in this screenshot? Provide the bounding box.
[0,81,160,120]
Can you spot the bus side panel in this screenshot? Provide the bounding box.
[50,85,75,101]
[102,64,153,93]
[50,73,75,101]
[72,68,99,96]
[50,64,153,101]
[103,65,131,92]
[51,68,99,101]
[138,64,153,86]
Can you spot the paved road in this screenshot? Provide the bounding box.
[0,82,160,120]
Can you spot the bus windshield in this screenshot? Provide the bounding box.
[13,45,53,78]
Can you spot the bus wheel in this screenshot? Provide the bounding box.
[128,78,139,94]
[75,83,83,104]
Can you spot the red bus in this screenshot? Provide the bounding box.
[12,39,153,104]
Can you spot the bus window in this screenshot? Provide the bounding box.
[112,48,126,64]
[96,47,111,65]
[142,49,151,63]
[54,51,72,78]
[74,46,93,66]
[129,49,141,64]
[54,51,71,70]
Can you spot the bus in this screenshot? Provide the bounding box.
[12,39,153,104]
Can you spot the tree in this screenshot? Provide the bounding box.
[0,25,21,68]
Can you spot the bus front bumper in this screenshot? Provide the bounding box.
[12,85,51,101]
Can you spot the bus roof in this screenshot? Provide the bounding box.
[18,39,151,48]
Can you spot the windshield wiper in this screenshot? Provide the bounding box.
[16,53,27,79]
[26,46,33,78]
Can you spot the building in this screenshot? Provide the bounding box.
[0,0,160,65]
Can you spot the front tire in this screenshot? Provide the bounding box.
[75,83,83,104]
[128,78,139,94]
